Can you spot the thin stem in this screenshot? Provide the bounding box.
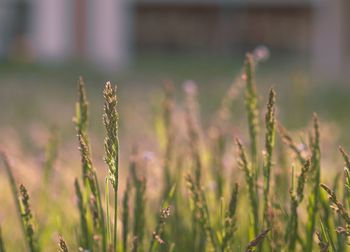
[114,179,118,252]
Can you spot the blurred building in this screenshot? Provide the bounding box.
[0,0,129,70]
[0,0,346,77]
[135,0,311,53]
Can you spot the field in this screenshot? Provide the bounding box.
[1,52,350,251]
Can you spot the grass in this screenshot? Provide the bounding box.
[1,52,350,251]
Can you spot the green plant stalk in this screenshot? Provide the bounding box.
[320,219,336,252]
[75,77,90,184]
[185,174,219,251]
[186,112,202,187]
[96,173,107,251]
[78,135,106,250]
[321,184,350,224]
[316,230,329,252]
[244,53,259,178]
[221,183,239,252]
[43,126,58,184]
[149,206,172,252]
[103,82,120,252]
[0,226,5,252]
[186,109,205,250]
[162,81,175,197]
[286,159,310,251]
[148,210,166,252]
[243,53,260,239]
[74,179,91,249]
[211,128,225,199]
[321,181,348,251]
[122,180,130,252]
[339,146,350,209]
[0,153,27,250]
[132,178,146,252]
[236,139,259,237]
[18,184,39,252]
[345,167,350,209]
[149,184,175,252]
[105,178,112,246]
[130,151,146,252]
[336,173,346,252]
[306,114,321,252]
[320,189,335,251]
[75,78,106,251]
[263,88,276,228]
[114,173,119,252]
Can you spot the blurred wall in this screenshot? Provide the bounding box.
[134,2,312,53]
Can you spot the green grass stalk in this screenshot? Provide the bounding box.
[149,184,175,252]
[236,138,259,237]
[186,174,219,251]
[43,126,58,183]
[74,179,90,249]
[122,179,130,252]
[75,79,106,251]
[244,53,259,176]
[306,114,321,251]
[103,82,120,252]
[286,159,310,251]
[0,152,28,250]
[18,184,39,252]
[0,226,5,252]
[262,88,276,228]
[130,150,146,252]
[162,81,175,197]
[221,183,239,252]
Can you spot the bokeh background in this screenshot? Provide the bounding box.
[0,0,350,250]
[1,0,349,145]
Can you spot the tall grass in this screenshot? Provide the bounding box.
[2,52,350,251]
[103,82,120,252]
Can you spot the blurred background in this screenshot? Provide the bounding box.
[0,0,346,74]
[1,0,350,164]
[0,0,349,135]
[0,0,349,249]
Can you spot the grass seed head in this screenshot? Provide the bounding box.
[58,235,69,252]
[103,81,119,189]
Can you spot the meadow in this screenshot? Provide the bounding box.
[1,52,350,251]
